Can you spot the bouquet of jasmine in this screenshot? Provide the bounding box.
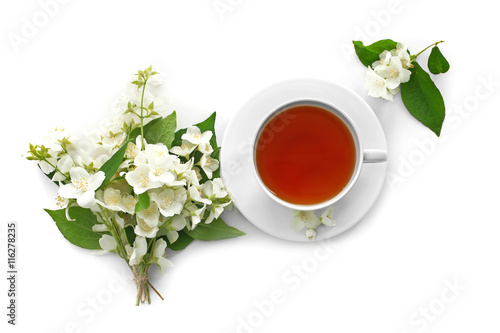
[26,67,244,305]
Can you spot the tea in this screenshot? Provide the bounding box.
[255,104,356,205]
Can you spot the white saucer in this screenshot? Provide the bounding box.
[220,79,387,242]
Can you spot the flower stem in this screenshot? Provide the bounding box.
[111,218,127,259]
[411,40,444,61]
[139,78,148,149]
[147,285,151,304]
[147,281,164,300]
[98,209,127,260]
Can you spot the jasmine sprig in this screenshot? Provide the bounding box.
[353,39,450,136]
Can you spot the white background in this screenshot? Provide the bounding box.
[1,0,499,332]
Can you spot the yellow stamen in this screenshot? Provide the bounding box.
[73,178,89,192]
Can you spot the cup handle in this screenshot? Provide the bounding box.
[363,149,388,163]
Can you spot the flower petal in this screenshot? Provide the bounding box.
[92,224,108,232]
[156,257,173,273]
[166,230,179,244]
[290,216,305,232]
[129,236,147,265]
[99,234,117,251]
[153,238,167,257]
[77,190,97,208]
[69,167,90,181]
[87,171,105,191]
[58,183,80,199]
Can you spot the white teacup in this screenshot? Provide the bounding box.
[252,99,387,211]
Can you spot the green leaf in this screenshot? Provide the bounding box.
[185,218,245,241]
[128,117,160,143]
[135,192,150,213]
[45,207,105,250]
[401,61,445,136]
[144,111,177,148]
[98,142,128,189]
[124,225,136,245]
[428,46,450,74]
[353,39,398,67]
[163,231,194,251]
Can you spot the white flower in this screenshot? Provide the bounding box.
[125,136,142,160]
[173,158,194,175]
[100,116,125,136]
[164,172,188,188]
[183,170,200,188]
[145,143,171,162]
[96,188,123,211]
[305,228,316,241]
[372,50,392,69]
[388,86,400,96]
[375,56,411,90]
[152,239,173,273]
[182,126,212,146]
[290,210,321,232]
[125,165,162,194]
[55,191,69,209]
[136,202,160,227]
[170,140,197,157]
[76,137,113,169]
[129,236,147,265]
[189,185,212,205]
[189,205,207,229]
[150,188,184,217]
[198,142,214,155]
[320,207,335,226]
[193,167,203,182]
[120,193,137,214]
[135,216,159,238]
[58,167,105,208]
[205,205,226,224]
[113,94,132,114]
[52,154,74,181]
[134,142,171,166]
[166,159,195,187]
[198,154,219,179]
[147,159,176,184]
[203,178,228,199]
[365,67,393,101]
[391,42,412,69]
[101,132,127,150]
[134,144,177,184]
[164,215,187,243]
[174,187,188,203]
[99,234,117,252]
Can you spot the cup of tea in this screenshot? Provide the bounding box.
[253,99,387,211]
